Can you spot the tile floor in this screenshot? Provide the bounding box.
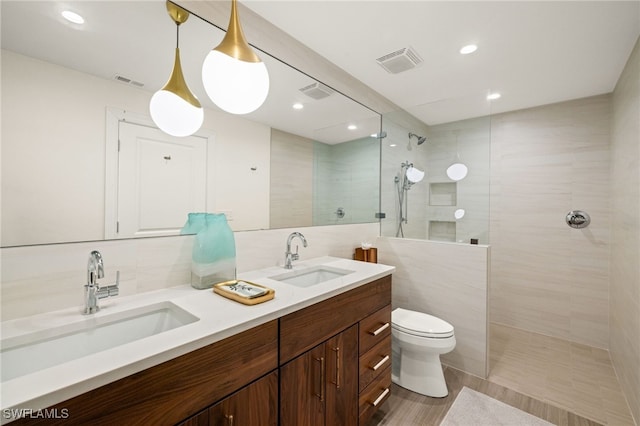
[489,323,635,426]
[369,367,602,426]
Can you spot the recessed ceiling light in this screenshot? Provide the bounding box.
[292,103,304,110]
[460,44,478,55]
[389,144,397,148]
[61,10,85,24]
[348,124,357,130]
[487,93,501,101]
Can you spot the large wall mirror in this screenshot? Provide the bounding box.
[1,1,382,247]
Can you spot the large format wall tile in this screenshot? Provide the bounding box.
[610,37,640,425]
[377,237,489,378]
[0,223,379,321]
[490,94,612,349]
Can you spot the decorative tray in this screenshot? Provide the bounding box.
[213,280,275,305]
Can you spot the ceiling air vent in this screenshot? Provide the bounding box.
[299,82,335,100]
[113,74,144,88]
[376,46,423,74]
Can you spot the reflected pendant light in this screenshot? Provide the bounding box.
[447,163,468,181]
[202,0,269,115]
[446,131,468,181]
[150,2,204,137]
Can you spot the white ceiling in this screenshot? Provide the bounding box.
[2,1,639,132]
[243,0,640,125]
[0,1,380,144]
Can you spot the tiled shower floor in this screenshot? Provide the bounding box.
[489,323,635,425]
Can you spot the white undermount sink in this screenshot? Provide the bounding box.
[0,301,199,382]
[269,265,355,288]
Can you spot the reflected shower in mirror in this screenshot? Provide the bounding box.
[0,0,381,247]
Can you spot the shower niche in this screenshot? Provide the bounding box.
[428,182,457,241]
[429,182,457,206]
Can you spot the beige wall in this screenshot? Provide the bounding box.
[0,223,380,321]
[269,129,314,228]
[610,37,640,425]
[490,94,612,349]
[377,237,490,378]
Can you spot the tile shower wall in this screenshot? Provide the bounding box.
[425,117,491,244]
[313,137,380,226]
[377,237,489,378]
[610,37,640,425]
[269,129,314,228]
[490,94,612,349]
[380,119,429,239]
[0,223,379,321]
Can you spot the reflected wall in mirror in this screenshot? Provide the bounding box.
[380,108,490,244]
[0,1,381,247]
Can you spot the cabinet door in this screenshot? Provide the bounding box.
[177,409,209,426]
[209,371,278,426]
[280,344,326,426]
[325,325,359,426]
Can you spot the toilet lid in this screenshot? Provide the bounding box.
[392,308,454,338]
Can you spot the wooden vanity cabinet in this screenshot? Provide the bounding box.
[13,275,392,426]
[279,275,392,426]
[357,305,392,425]
[13,320,278,426]
[208,371,278,426]
[280,325,358,426]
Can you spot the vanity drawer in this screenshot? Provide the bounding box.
[359,335,391,392]
[358,366,391,426]
[280,275,391,364]
[359,304,391,355]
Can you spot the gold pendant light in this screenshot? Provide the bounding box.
[202,0,269,115]
[150,2,203,137]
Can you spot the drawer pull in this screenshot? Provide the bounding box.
[371,355,390,371]
[369,322,390,336]
[331,347,341,389]
[315,356,325,401]
[225,414,234,426]
[371,387,390,407]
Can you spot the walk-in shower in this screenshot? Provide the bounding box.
[381,116,491,244]
[395,161,425,237]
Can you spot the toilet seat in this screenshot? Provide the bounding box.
[392,308,454,338]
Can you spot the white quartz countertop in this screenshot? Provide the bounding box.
[0,256,394,419]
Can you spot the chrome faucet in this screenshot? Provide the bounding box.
[84,250,119,314]
[284,232,308,269]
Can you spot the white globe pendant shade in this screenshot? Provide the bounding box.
[202,50,269,115]
[446,163,468,181]
[150,4,203,137]
[150,89,204,137]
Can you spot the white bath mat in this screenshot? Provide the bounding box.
[440,387,554,426]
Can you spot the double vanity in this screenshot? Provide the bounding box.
[1,256,394,425]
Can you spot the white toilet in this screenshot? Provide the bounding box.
[391,307,456,398]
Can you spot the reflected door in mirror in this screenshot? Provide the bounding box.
[114,122,206,239]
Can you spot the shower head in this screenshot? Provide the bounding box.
[408,132,427,145]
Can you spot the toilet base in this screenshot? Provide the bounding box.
[392,350,449,398]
